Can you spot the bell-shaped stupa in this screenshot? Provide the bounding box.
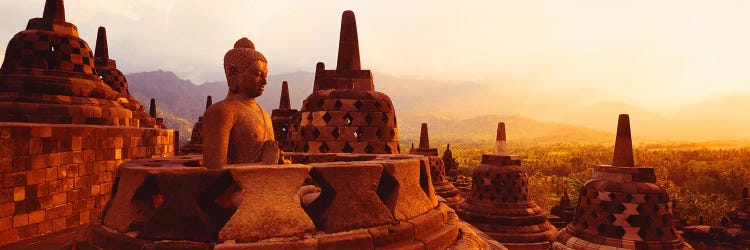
[552,115,693,249]
[457,122,557,249]
[410,123,465,208]
[287,10,399,154]
[0,0,147,127]
[93,26,157,128]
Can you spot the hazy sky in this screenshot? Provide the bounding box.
[2,0,750,102]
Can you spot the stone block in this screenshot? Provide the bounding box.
[12,213,28,227]
[0,203,14,217]
[214,237,317,250]
[376,160,434,221]
[369,222,415,247]
[317,229,374,250]
[306,162,394,233]
[12,187,24,202]
[416,222,458,250]
[219,164,314,242]
[139,169,233,242]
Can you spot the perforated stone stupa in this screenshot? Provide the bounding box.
[410,123,464,208]
[287,11,400,154]
[456,122,557,249]
[271,81,297,150]
[0,0,176,246]
[552,114,692,250]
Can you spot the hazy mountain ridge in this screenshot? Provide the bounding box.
[125,70,750,145]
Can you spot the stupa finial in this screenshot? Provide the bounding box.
[419,123,430,149]
[95,26,109,60]
[279,81,291,110]
[43,0,65,23]
[613,114,634,167]
[336,10,361,71]
[149,99,157,118]
[205,96,213,110]
[494,122,508,155]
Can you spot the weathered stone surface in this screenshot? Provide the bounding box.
[376,159,434,220]
[214,237,317,250]
[219,164,314,242]
[306,162,394,232]
[139,169,235,241]
[317,229,373,250]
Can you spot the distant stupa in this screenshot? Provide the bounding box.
[457,122,558,249]
[409,123,465,208]
[271,81,298,150]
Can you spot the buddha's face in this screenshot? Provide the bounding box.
[231,61,268,98]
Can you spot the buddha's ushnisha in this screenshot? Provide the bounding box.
[202,38,281,168]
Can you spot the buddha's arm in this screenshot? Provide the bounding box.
[202,106,233,169]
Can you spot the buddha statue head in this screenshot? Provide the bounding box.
[223,37,268,99]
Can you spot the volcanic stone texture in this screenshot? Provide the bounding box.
[0,123,176,245]
[91,153,494,249]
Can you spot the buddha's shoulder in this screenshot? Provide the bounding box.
[203,101,238,118]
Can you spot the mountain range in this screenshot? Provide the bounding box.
[126,70,750,146]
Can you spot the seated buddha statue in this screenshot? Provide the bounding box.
[202,37,281,168]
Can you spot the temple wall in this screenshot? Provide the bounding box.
[0,122,175,246]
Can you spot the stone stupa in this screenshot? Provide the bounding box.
[456,122,558,249]
[180,96,212,154]
[410,123,465,208]
[552,114,693,250]
[271,81,297,150]
[286,11,399,154]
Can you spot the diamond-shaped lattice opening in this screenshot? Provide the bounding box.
[303,143,310,152]
[376,169,398,211]
[342,143,354,153]
[374,101,381,109]
[356,128,365,140]
[343,113,353,126]
[612,226,625,238]
[381,114,389,124]
[364,113,372,124]
[376,128,383,138]
[316,100,325,109]
[322,112,332,123]
[331,128,340,138]
[354,101,364,110]
[306,113,314,121]
[334,100,343,110]
[591,211,598,219]
[615,203,627,213]
[609,192,617,201]
[364,144,374,153]
[606,213,617,223]
[389,129,396,138]
[384,144,392,154]
[319,142,330,153]
[312,128,321,139]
